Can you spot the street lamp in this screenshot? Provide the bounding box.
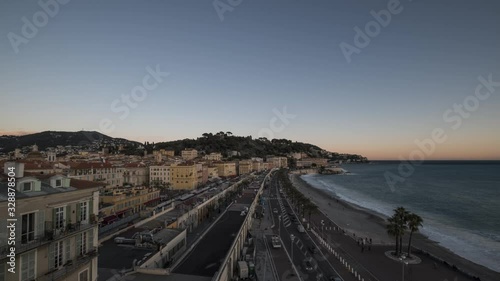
[321,219,325,239]
[399,257,408,281]
[278,215,282,237]
[290,234,295,264]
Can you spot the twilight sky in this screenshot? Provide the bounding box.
[1,0,499,160]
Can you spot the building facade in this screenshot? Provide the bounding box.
[149,165,171,187]
[214,162,237,177]
[67,162,124,188]
[181,149,198,161]
[170,163,198,190]
[0,162,101,281]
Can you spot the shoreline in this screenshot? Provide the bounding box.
[290,173,500,281]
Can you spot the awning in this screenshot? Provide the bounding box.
[102,215,118,223]
[115,208,131,215]
[145,198,160,204]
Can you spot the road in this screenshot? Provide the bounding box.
[267,174,354,281]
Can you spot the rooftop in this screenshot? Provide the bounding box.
[0,174,102,202]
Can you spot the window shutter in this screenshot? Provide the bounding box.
[52,209,56,230]
[28,251,35,280]
[88,229,94,250]
[66,205,71,226]
[48,243,55,270]
[65,239,70,263]
[76,202,81,223]
[37,210,45,239]
[76,233,82,256]
[89,197,94,216]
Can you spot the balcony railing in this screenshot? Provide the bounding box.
[46,217,98,241]
[38,247,98,281]
[0,217,97,257]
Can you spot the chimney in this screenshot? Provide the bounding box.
[4,162,24,178]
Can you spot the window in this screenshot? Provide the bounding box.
[22,182,32,192]
[20,250,36,281]
[55,207,65,229]
[21,212,35,243]
[55,179,62,187]
[79,269,89,281]
[54,241,63,268]
[79,232,87,256]
[80,201,88,223]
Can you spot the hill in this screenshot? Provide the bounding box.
[145,131,367,161]
[0,131,140,153]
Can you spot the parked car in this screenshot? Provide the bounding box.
[329,276,342,281]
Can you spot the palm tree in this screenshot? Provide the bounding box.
[387,217,400,255]
[394,207,409,255]
[406,213,423,258]
[306,202,318,223]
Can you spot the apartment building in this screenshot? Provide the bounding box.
[67,162,124,188]
[238,160,253,175]
[0,162,101,281]
[123,162,149,186]
[170,163,198,190]
[157,149,175,157]
[181,149,198,161]
[149,165,170,187]
[266,156,288,169]
[207,166,218,179]
[99,187,160,223]
[204,152,222,161]
[214,162,237,177]
[252,161,263,172]
[297,158,328,168]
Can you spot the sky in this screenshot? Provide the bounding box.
[1,0,499,160]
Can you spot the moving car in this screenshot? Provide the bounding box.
[297,225,305,233]
[273,208,278,214]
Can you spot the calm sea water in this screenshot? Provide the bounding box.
[301,161,500,273]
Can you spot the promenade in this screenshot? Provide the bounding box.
[290,174,492,281]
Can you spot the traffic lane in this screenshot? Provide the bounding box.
[280,222,324,281]
[266,235,302,281]
[280,194,349,281]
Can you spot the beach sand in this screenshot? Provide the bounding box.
[290,173,500,281]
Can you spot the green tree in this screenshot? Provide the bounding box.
[406,213,423,258]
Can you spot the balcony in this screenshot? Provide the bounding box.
[0,216,97,257]
[46,216,98,241]
[38,247,98,281]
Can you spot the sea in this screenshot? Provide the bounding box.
[301,161,500,273]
